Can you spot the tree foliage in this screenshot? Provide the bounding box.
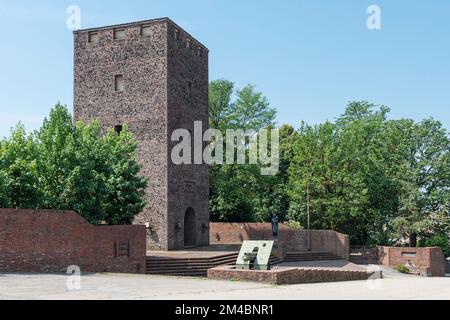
[0,103,147,225]
[286,102,449,245]
[208,80,279,222]
[208,81,449,246]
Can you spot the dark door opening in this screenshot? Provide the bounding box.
[184,208,196,247]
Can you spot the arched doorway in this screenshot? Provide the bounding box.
[184,208,196,247]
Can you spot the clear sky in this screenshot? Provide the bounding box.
[0,0,449,138]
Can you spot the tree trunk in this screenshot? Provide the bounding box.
[409,233,417,247]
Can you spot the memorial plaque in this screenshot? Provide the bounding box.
[236,240,274,271]
[116,241,131,257]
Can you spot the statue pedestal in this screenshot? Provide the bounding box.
[272,239,286,261]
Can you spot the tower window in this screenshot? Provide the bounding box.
[115,75,124,92]
[88,32,99,44]
[141,25,152,36]
[187,80,193,98]
[113,28,126,40]
[174,29,180,40]
[114,125,123,135]
[197,47,203,57]
[186,39,191,49]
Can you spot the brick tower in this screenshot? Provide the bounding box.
[73,18,209,250]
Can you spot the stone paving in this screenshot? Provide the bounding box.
[0,268,449,300]
[275,260,368,271]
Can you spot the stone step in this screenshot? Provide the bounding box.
[284,252,342,262]
[146,265,235,271]
[145,253,282,277]
[147,268,210,274]
[146,258,237,265]
[147,270,208,277]
[145,252,239,277]
[146,259,237,267]
[146,257,237,265]
[146,252,238,261]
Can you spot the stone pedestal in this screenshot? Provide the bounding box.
[272,239,286,261]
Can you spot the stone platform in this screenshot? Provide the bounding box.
[147,245,241,259]
[208,260,376,285]
[146,245,241,277]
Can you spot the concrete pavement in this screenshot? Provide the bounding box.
[0,270,449,300]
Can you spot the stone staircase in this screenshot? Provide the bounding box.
[284,252,342,262]
[146,251,342,277]
[146,253,284,277]
[146,252,239,277]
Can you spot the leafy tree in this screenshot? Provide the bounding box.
[0,124,41,209]
[252,124,296,222]
[208,80,277,222]
[287,101,449,245]
[388,118,450,246]
[0,171,8,207]
[228,84,276,130]
[37,104,80,210]
[0,103,147,225]
[101,126,147,225]
[209,79,234,131]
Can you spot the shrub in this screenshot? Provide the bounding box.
[424,234,450,257]
[395,264,410,274]
[286,220,303,230]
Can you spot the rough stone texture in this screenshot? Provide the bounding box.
[209,223,349,260]
[0,209,146,274]
[207,265,373,285]
[350,246,379,265]
[378,246,446,277]
[73,18,209,250]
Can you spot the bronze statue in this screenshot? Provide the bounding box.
[270,213,279,239]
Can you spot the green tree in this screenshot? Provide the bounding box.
[101,126,147,225]
[0,103,147,225]
[389,118,450,246]
[0,124,41,208]
[288,102,397,244]
[208,80,277,222]
[287,101,449,245]
[209,79,234,130]
[252,124,296,222]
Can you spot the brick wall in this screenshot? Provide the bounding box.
[208,266,372,285]
[0,209,146,274]
[209,223,349,260]
[350,247,378,265]
[378,246,445,277]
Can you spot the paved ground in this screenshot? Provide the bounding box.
[276,260,368,271]
[1,268,449,300]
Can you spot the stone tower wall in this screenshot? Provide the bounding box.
[166,23,209,248]
[73,18,209,250]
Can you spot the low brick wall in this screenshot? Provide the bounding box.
[350,247,378,265]
[0,209,146,274]
[209,223,349,260]
[208,266,373,285]
[378,246,445,277]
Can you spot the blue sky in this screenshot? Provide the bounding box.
[0,0,449,138]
